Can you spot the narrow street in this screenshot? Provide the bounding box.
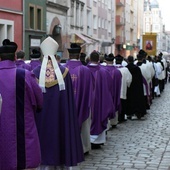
[80,83,170,170]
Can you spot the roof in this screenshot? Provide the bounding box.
[150,0,159,8]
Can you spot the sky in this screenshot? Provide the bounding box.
[158,0,170,31]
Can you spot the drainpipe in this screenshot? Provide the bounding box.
[23,0,25,51]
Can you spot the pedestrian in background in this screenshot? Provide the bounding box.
[141,50,154,107]
[0,39,43,170]
[159,52,167,91]
[29,49,42,70]
[103,53,122,128]
[15,50,31,71]
[80,52,87,65]
[154,55,163,97]
[56,54,61,63]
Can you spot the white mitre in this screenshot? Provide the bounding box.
[39,36,65,92]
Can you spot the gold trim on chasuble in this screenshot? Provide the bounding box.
[36,66,69,88]
[45,68,68,88]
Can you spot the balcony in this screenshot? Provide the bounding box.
[115,36,124,44]
[116,0,125,6]
[116,15,125,26]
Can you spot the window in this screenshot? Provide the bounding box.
[102,18,104,29]
[105,19,107,29]
[93,15,97,29]
[108,0,111,9]
[108,21,111,32]
[76,2,79,26]
[29,4,43,30]
[0,19,14,44]
[37,7,42,30]
[80,4,84,27]
[154,25,159,31]
[146,24,150,32]
[7,25,12,39]
[29,5,35,29]
[98,17,101,27]
[71,1,74,25]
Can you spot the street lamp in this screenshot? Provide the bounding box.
[111,38,115,44]
[53,24,62,36]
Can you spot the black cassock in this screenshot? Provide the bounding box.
[126,63,146,118]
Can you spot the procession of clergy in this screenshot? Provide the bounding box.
[0,36,168,170]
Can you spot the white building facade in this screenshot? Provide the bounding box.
[143,0,168,54]
[46,0,146,59]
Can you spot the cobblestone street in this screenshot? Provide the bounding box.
[79,83,170,170]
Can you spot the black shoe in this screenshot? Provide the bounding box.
[91,143,101,149]
[112,124,117,128]
[127,116,132,120]
[118,119,127,123]
[146,105,150,110]
[84,151,89,155]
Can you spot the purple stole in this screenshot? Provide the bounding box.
[16,68,26,169]
[142,76,150,105]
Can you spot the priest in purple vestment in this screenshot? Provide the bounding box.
[15,50,31,71]
[103,53,122,128]
[29,48,42,70]
[0,39,43,170]
[87,51,114,149]
[65,43,93,154]
[33,37,84,169]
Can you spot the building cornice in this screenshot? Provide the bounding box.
[47,2,69,12]
[25,29,46,35]
[0,8,23,15]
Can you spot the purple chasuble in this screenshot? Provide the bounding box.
[87,64,114,135]
[103,65,122,117]
[0,60,43,170]
[29,60,41,71]
[64,60,93,129]
[15,60,31,71]
[33,64,84,167]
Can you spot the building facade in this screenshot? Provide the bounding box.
[143,0,167,54]
[115,0,125,55]
[46,0,68,58]
[24,0,46,59]
[0,0,23,50]
[1,0,169,60]
[115,0,144,57]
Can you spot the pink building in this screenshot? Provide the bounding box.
[0,0,23,50]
